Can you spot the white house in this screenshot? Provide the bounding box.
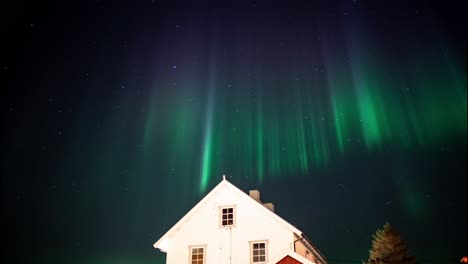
[153,176,327,264]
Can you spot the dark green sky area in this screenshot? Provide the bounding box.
[2,1,466,263]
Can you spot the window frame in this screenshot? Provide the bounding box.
[249,240,268,263]
[189,245,207,264]
[219,205,236,228]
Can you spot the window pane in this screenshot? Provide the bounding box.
[252,242,266,262]
[221,207,234,226]
[191,247,205,264]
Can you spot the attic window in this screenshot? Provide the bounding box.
[251,241,267,263]
[220,206,235,226]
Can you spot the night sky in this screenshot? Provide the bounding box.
[2,1,466,263]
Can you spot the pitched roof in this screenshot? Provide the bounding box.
[272,251,317,264]
[153,178,302,251]
[153,177,319,259]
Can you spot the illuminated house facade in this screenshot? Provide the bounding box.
[153,176,327,264]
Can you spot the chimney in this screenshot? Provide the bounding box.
[250,190,275,213]
[263,202,275,213]
[249,190,261,202]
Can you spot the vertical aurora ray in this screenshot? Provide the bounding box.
[246,109,254,179]
[318,114,330,167]
[357,86,382,148]
[255,72,265,183]
[267,119,281,175]
[310,118,321,168]
[307,101,331,168]
[166,93,201,191]
[346,36,389,150]
[296,110,309,173]
[291,66,310,173]
[255,101,264,182]
[331,95,345,153]
[322,35,351,154]
[199,49,217,193]
[200,121,213,192]
[303,75,326,168]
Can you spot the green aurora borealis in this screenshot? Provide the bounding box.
[139,27,466,193]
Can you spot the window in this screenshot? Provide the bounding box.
[251,241,267,263]
[220,206,235,226]
[190,246,205,264]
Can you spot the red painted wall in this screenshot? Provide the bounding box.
[276,255,303,264]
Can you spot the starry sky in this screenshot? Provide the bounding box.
[2,0,466,263]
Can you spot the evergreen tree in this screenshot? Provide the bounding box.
[365,223,417,264]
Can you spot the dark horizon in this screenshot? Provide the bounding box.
[2,1,466,263]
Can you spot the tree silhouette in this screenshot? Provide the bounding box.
[365,223,417,264]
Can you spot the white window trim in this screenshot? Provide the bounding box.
[249,240,268,264]
[219,205,237,228]
[189,245,207,264]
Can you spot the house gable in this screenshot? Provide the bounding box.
[153,177,327,264]
[153,177,303,251]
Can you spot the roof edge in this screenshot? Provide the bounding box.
[153,176,304,250]
[153,178,228,249]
